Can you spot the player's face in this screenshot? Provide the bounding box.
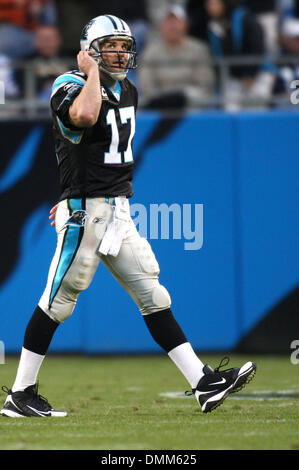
[101,39,130,73]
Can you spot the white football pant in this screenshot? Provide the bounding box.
[39,197,171,323]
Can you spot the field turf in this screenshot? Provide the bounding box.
[0,354,298,450]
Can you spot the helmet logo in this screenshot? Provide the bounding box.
[81,18,96,40]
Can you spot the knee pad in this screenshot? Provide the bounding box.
[39,296,77,323]
[140,283,171,315]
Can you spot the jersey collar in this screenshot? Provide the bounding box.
[101,78,122,106]
[108,81,121,101]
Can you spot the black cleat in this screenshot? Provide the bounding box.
[187,357,257,413]
[1,384,67,418]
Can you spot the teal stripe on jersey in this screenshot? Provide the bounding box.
[57,117,84,144]
[49,199,83,307]
[52,75,85,95]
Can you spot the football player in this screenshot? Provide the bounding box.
[1,15,256,418]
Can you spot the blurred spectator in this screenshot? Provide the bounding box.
[205,0,275,110]
[91,0,149,53]
[138,4,215,110]
[280,14,299,53]
[0,0,57,59]
[279,0,297,19]
[244,0,279,54]
[16,25,70,102]
[273,6,299,103]
[186,0,280,52]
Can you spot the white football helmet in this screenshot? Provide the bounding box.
[80,15,137,81]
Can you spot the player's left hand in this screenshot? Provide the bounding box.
[49,204,58,227]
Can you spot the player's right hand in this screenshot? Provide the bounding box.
[49,204,58,227]
[77,51,98,76]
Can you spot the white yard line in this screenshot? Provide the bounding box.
[158,390,299,401]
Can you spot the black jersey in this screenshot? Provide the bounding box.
[50,70,138,201]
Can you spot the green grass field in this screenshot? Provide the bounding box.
[0,354,298,450]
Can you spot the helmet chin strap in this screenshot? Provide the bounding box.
[99,64,127,82]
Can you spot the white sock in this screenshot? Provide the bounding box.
[168,342,205,388]
[12,347,45,392]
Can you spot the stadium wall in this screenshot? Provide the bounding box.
[0,112,298,354]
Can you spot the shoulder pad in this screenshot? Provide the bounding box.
[51,70,87,97]
[67,70,87,80]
